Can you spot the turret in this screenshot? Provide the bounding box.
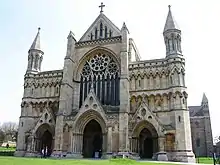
[163,5,182,57]
[201,93,209,115]
[26,27,44,73]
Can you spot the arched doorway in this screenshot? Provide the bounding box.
[82,119,103,158]
[132,120,159,159]
[139,128,154,159]
[40,130,53,156]
[35,124,54,156]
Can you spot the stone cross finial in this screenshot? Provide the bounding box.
[99,2,105,13]
[168,5,171,10]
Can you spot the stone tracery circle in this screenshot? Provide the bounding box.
[81,52,119,76]
[89,53,110,71]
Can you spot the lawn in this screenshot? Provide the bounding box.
[196,157,215,164]
[0,147,16,151]
[0,157,180,165]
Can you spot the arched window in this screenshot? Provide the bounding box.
[104,26,108,38]
[138,79,141,87]
[95,28,98,39]
[100,22,103,37]
[109,30,112,37]
[56,86,59,94]
[79,51,120,108]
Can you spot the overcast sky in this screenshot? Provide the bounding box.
[0,0,219,139]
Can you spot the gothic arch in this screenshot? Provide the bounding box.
[77,47,121,107]
[74,110,107,134]
[74,46,120,81]
[132,120,159,138]
[34,123,54,137]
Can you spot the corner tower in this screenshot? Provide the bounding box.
[163,6,195,162]
[26,27,44,73]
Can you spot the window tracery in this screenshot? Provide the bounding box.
[82,53,119,76]
[79,51,120,108]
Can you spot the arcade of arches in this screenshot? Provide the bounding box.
[32,120,175,158]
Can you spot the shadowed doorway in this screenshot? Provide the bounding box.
[139,128,154,159]
[35,124,54,156]
[82,119,103,158]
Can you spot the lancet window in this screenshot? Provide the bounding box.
[79,51,120,108]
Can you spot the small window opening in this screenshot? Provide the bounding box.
[196,138,200,147]
[178,116,181,122]
[56,87,59,94]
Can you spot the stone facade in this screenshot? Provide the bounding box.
[189,94,214,157]
[15,5,197,162]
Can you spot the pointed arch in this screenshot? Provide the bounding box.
[74,110,107,134]
[74,46,120,81]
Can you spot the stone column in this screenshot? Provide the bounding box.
[52,115,64,156]
[107,127,112,153]
[31,136,35,152]
[72,133,77,153]
[158,137,165,151]
[130,138,133,153]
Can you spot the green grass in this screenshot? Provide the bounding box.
[0,147,16,151]
[0,157,179,165]
[196,157,214,164]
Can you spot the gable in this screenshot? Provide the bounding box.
[74,87,107,122]
[32,108,55,134]
[79,13,121,42]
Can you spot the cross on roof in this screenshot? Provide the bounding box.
[99,2,105,13]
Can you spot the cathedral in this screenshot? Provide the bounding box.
[15,3,213,162]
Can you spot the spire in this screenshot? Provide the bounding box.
[29,27,42,52]
[202,93,208,103]
[67,30,75,39]
[121,22,129,33]
[26,27,44,73]
[163,5,182,57]
[163,5,180,32]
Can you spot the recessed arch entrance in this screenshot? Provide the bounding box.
[139,128,154,158]
[131,120,159,159]
[35,123,54,156]
[82,119,103,158]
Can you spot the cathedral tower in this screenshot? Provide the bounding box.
[163,6,195,162]
[26,27,44,73]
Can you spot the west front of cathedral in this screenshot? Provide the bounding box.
[15,4,213,162]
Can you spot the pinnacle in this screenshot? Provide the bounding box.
[29,27,42,52]
[121,22,129,33]
[202,93,208,103]
[163,5,180,32]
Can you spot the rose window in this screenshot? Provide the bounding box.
[89,53,110,72]
[81,52,119,76]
